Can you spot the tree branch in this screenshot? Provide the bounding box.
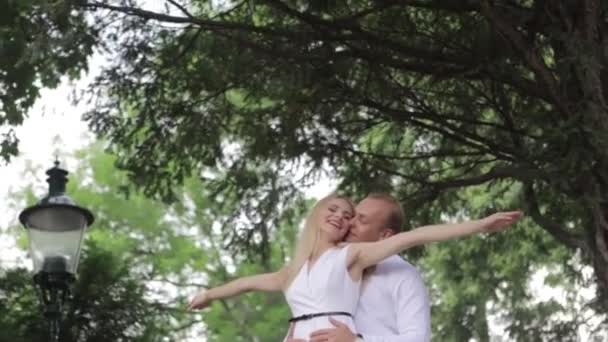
[370,160,542,193]
[330,143,487,163]
[423,165,541,191]
[80,1,305,38]
[591,202,608,262]
[480,1,571,118]
[355,95,517,161]
[166,0,193,18]
[523,183,583,250]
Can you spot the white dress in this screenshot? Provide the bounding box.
[283,246,361,340]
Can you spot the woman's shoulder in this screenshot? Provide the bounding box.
[336,242,355,254]
[336,242,350,248]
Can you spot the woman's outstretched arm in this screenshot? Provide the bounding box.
[348,211,522,273]
[188,268,287,310]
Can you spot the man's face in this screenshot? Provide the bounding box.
[346,197,394,243]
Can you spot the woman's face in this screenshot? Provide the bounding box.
[317,198,354,242]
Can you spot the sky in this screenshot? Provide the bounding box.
[0,74,93,267]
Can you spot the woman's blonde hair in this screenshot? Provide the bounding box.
[283,193,354,289]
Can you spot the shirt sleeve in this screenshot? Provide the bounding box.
[361,264,431,342]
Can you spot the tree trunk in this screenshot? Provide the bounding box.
[591,202,608,304]
[474,299,490,342]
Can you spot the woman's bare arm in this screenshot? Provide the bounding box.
[188,268,287,310]
[348,211,522,274]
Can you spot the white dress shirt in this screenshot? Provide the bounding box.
[354,255,431,342]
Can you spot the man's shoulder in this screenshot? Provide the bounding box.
[375,255,423,279]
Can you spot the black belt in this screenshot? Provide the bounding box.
[289,311,353,323]
[288,311,363,338]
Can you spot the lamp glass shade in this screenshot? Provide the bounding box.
[22,206,88,274]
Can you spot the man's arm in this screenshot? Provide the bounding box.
[361,266,431,342]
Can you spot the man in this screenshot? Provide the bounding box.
[291,193,431,342]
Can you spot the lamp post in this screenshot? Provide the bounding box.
[18,161,94,342]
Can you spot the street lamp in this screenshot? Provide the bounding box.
[18,161,94,342]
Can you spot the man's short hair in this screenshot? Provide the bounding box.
[366,192,405,233]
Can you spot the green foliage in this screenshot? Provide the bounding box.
[0,243,171,342]
[4,1,608,340]
[417,182,589,341]
[79,1,608,340]
[3,142,600,341]
[1,144,302,341]
[0,0,97,161]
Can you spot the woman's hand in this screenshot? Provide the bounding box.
[480,211,523,233]
[188,289,213,310]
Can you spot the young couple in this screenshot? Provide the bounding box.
[189,193,522,341]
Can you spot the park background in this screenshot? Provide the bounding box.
[1,1,607,341]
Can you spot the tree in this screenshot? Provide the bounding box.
[1,144,304,341]
[420,185,588,341]
[3,0,608,339]
[0,244,174,342]
[66,0,608,314]
[0,0,97,161]
[1,147,601,340]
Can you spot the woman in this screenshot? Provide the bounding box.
[188,194,521,340]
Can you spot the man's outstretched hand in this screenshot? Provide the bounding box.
[308,317,357,342]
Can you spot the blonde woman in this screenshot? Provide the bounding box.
[188,194,521,340]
